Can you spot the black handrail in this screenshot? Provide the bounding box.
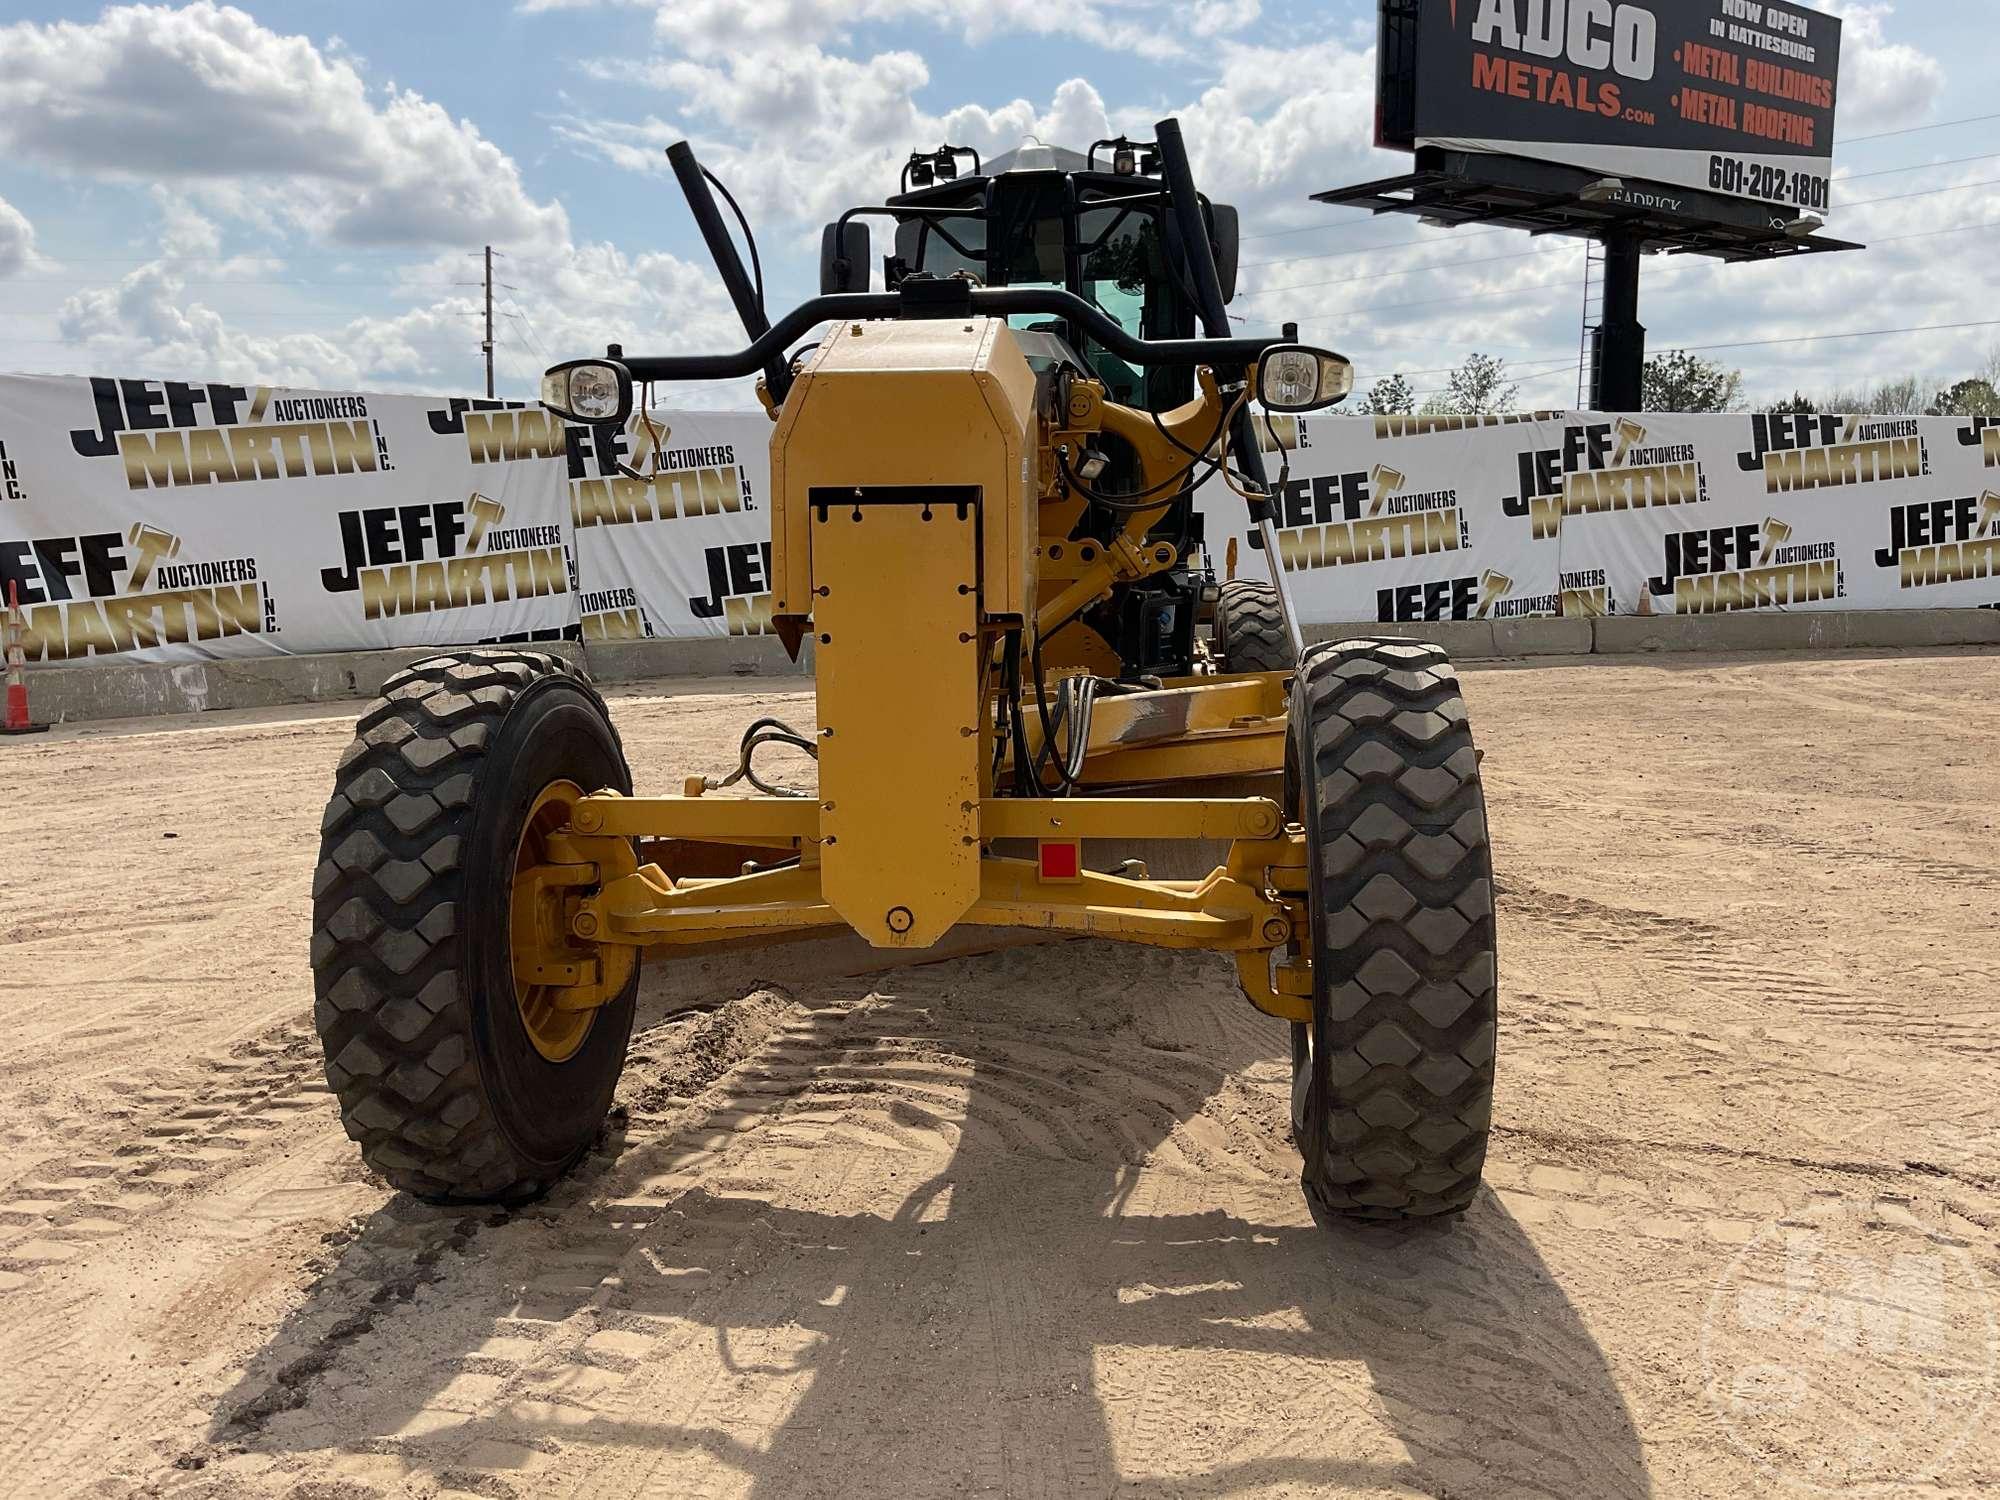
[615,286,1280,384]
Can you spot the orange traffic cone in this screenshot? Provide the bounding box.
[2,579,48,736]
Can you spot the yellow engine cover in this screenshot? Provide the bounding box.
[767,316,1038,624]
[769,317,1037,948]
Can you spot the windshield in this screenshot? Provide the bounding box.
[897,183,1188,407]
[908,214,986,281]
[1074,203,1165,399]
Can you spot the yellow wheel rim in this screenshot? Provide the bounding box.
[511,780,596,1063]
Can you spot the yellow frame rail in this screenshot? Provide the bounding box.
[528,791,1313,1024]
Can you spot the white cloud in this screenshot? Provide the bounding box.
[547,0,1973,405]
[1190,0,1261,39]
[51,234,751,399]
[523,0,1250,62]
[56,261,356,387]
[1166,39,1382,220]
[0,195,32,278]
[3,0,1967,404]
[562,49,1124,228]
[563,25,1384,241]
[1821,3,1948,136]
[0,2,568,252]
[151,187,222,260]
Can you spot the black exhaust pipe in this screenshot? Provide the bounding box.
[664,141,794,402]
[1154,117,1304,658]
[1153,117,1272,524]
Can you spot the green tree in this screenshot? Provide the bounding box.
[1642,351,1744,412]
[1928,378,2000,417]
[1419,353,1518,416]
[1355,373,1415,415]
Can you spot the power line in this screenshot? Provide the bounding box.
[502,293,555,363]
[1238,244,1569,301]
[1840,151,2000,183]
[1241,225,1516,271]
[1259,208,2000,329]
[1843,111,2000,145]
[1298,276,1583,318]
[1856,214,2000,247]
[1670,319,2000,356]
[1350,351,1584,388]
[1837,175,2000,210]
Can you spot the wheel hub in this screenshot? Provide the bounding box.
[510,779,635,1062]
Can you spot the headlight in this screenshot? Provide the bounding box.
[1253,345,1354,413]
[540,359,634,423]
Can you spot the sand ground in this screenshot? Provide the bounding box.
[1,651,1996,1499]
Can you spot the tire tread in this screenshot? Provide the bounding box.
[1295,638,1497,1220]
[310,649,618,1204]
[1215,579,1297,674]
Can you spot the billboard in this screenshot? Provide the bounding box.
[1378,0,1842,218]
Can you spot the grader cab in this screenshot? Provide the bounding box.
[310,121,1498,1224]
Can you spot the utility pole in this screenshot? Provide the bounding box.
[481,244,495,399]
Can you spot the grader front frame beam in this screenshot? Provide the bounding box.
[518,783,1312,1024]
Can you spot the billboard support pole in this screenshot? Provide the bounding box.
[1596,232,1646,413]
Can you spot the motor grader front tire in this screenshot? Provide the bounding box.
[1288,639,1497,1220]
[311,650,639,1205]
[1213,578,1297,674]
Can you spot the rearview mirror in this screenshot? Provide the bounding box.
[1211,203,1240,303]
[1253,344,1354,413]
[820,221,872,293]
[540,359,634,424]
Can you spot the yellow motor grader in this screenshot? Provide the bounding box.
[310,122,1497,1222]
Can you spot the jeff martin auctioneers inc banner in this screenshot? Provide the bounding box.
[0,372,1995,666]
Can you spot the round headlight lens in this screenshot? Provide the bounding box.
[568,364,622,421]
[1260,349,1322,410]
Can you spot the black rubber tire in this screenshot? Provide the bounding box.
[1288,638,1497,1220]
[1214,579,1297,674]
[310,649,639,1205]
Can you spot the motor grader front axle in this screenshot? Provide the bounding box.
[507,785,1315,1030]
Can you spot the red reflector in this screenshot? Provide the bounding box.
[1038,840,1081,881]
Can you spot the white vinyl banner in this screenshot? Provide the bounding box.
[1208,413,1574,627]
[5,370,1998,667]
[561,407,774,643]
[0,376,574,663]
[1551,410,2000,616]
[1203,409,2000,623]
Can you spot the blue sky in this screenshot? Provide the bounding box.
[0,1,1990,407]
